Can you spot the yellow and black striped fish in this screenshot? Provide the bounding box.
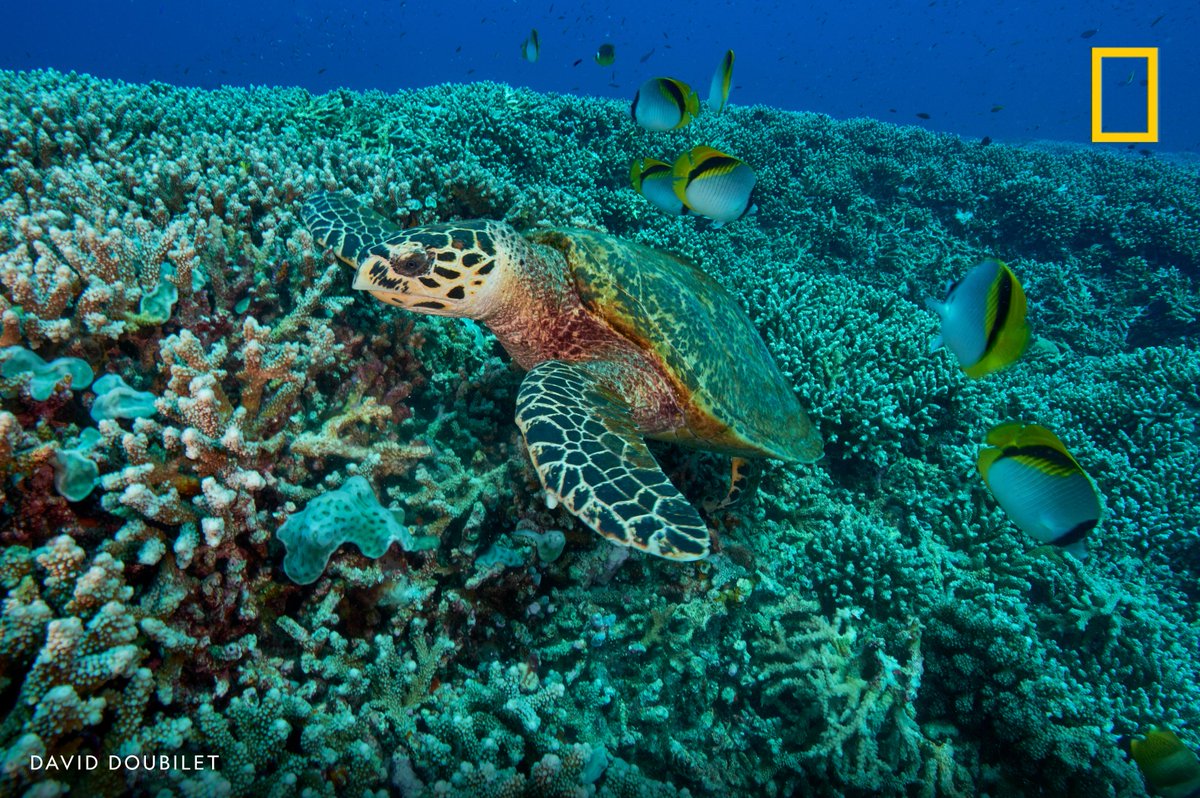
[977,422,1102,559]
[925,258,1029,378]
[1130,727,1200,798]
[671,145,756,225]
[631,157,690,216]
[631,77,699,131]
[707,49,735,113]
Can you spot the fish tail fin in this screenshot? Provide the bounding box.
[670,156,690,204]
[924,298,948,352]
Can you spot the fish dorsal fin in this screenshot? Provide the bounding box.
[984,421,1027,447]
[1010,424,1068,452]
[985,422,1085,475]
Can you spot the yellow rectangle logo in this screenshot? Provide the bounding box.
[1091,47,1158,142]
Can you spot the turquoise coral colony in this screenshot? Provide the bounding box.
[0,44,1199,798]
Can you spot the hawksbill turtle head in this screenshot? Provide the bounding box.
[303,193,523,320]
[347,219,520,319]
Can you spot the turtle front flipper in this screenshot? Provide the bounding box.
[302,192,404,268]
[515,360,710,561]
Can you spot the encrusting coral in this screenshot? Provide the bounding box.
[0,67,1197,796]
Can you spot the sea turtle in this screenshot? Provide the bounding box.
[302,192,822,561]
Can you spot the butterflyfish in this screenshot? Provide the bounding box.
[630,77,699,131]
[595,43,616,66]
[521,29,540,62]
[977,422,1102,560]
[925,258,1029,378]
[671,145,756,225]
[707,49,734,113]
[1130,727,1200,798]
[630,158,689,216]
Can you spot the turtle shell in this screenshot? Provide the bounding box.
[526,228,822,463]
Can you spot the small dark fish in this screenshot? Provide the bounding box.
[572,58,582,66]
[888,108,897,113]
[455,45,462,53]
[639,48,655,63]
[1140,149,1153,157]
[608,82,620,88]
[1081,29,1098,38]
[991,105,1004,112]
[916,112,931,119]
[1151,14,1164,27]
[981,136,992,146]
[318,67,327,74]
[467,68,476,75]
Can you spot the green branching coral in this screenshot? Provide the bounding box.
[0,536,164,797]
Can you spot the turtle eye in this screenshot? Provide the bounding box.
[389,250,432,276]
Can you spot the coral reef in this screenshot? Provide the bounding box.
[0,68,1197,797]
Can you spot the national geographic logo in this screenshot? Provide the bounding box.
[1091,47,1159,143]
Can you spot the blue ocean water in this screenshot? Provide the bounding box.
[3,0,1199,151]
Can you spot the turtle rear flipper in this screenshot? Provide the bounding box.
[704,456,759,513]
[515,360,710,560]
